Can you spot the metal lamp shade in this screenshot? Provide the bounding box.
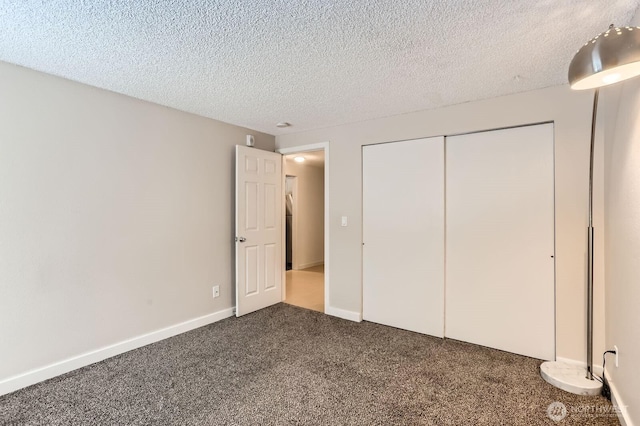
[569,26,640,90]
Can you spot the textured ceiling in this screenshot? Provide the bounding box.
[1,1,639,136]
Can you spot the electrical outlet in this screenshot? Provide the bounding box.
[614,345,619,367]
[213,285,220,298]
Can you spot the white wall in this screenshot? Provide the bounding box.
[276,85,605,364]
[284,156,325,269]
[0,61,274,386]
[604,74,640,424]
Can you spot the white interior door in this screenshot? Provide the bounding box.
[445,124,555,360]
[235,145,282,317]
[363,137,445,337]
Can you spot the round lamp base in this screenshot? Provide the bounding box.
[540,361,603,396]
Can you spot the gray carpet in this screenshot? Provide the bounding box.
[0,304,619,425]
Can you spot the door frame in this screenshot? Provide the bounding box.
[277,142,330,314]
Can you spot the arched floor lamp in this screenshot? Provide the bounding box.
[540,24,640,395]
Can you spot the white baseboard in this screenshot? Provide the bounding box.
[325,306,362,322]
[556,356,604,377]
[609,375,633,426]
[297,260,324,270]
[0,307,235,397]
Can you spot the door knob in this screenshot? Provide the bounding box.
[236,237,246,242]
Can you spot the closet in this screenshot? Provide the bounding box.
[362,124,555,360]
[362,137,445,336]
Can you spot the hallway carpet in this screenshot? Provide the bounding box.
[0,304,619,425]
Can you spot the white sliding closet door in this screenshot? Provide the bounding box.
[445,124,555,360]
[363,137,445,337]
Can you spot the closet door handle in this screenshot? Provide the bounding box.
[236,237,246,243]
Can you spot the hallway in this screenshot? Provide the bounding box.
[284,265,324,313]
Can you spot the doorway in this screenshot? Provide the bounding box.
[285,175,296,271]
[281,149,326,313]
